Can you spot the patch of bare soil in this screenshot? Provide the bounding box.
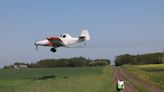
[113,67,164,92]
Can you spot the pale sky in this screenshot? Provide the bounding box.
[0,0,164,67]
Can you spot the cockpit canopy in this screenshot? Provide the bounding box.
[60,34,71,38]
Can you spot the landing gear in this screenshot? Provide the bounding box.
[50,48,56,53]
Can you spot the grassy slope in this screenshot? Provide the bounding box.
[0,66,114,92]
[122,64,164,89]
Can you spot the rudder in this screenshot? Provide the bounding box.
[80,30,90,41]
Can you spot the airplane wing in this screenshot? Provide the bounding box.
[47,37,64,47]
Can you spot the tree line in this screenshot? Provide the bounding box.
[115,52,164,66]
[4,57,111,69]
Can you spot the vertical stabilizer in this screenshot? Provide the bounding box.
[80,30,90,41]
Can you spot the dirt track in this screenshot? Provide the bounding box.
[113,67,164,92]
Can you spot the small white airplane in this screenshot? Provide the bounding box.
[34,30,90,53]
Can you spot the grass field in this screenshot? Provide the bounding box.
[0,66,115,92]
[123,64,164,89]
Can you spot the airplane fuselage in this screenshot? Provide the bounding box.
[35,30,90,53]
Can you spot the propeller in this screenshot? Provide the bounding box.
[34,41,38,51]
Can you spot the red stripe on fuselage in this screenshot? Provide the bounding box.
[47,37,62,41]
[46,37,63,47]
[45,42,53,46]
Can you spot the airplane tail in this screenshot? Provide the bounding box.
[80,30,90,41]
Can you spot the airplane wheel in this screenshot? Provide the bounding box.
[50,48,56,53]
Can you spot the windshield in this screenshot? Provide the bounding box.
[60,34,66,38]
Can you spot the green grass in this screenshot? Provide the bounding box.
[123,64,164,89]
[0,66,114,92]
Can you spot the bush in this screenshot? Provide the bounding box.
[29,57,111,68]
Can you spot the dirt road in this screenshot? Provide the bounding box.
[113,67,164,92]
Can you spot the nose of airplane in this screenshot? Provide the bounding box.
[34,39,50,46]
[34,40,45,51]
[35,41,40,45]
[34,41,44,46]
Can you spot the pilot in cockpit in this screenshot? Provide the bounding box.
[60,34,66,38]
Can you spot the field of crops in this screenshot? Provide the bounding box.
[123,64,164,89]
[0,66,115,92]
